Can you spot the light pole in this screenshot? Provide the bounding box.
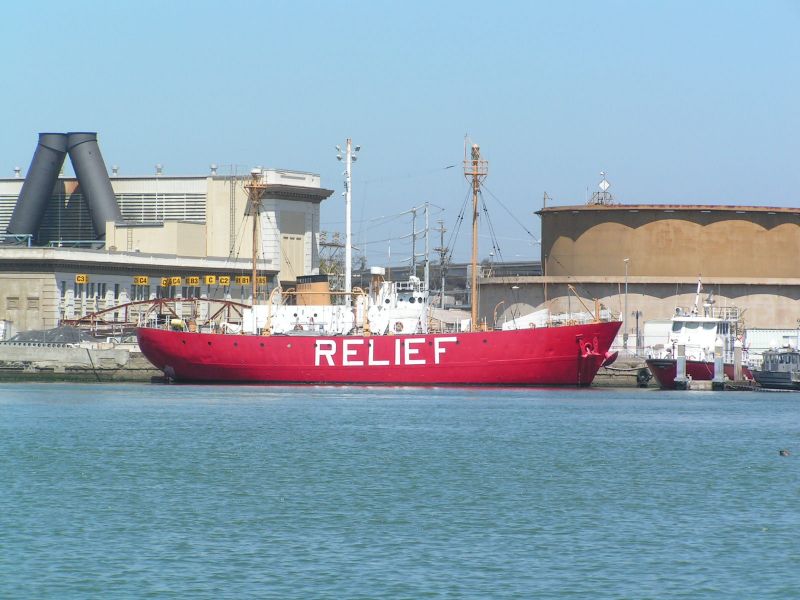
[336,139,360,306]
[623,258,630,349]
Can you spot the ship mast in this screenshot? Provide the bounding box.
[336,139,360,306]
[464,143,488,331]
[245,168,267,304]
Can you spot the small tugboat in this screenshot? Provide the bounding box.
[645,280,752,389]
[753,347,800,390]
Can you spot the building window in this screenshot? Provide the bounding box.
[61,281,66,298]
[114,283,120,299]
[27,297,39,310]
[6,297,19,310]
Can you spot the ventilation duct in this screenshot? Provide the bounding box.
[67,132,122,238]
[7,133,68,237]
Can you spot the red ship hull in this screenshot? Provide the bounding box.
[136,321,621,386]
[645,358,753,390]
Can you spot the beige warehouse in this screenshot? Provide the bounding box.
[0,168,334,335]
[481,204,800,339]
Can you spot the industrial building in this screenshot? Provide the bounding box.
[0,132,333,336]
[482,203,800,348]
[4,133,799,349]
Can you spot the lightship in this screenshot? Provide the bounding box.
[137,142,621,385]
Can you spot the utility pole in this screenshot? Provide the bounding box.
[434,220,447,308]
[424,203,430,296]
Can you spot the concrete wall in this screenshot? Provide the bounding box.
[259,199,321,283]
[480,276,800,332]
[106,221,207,256]
[206,176,249,258]
[540,205,800,278]
[205,173,325,282]
[0,247,260,332]
[0,273,58,332]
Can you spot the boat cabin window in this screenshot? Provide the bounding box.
[672,322,682,333]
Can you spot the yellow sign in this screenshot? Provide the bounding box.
[133,276,149,285]
[256,276,268,285]
[235,276,251,285]
[204,275,217,285]
[75,274,89,284]
[219,276,231,286]
[170,276,182,286]
[186,276,200,286]
[161,277,170,287]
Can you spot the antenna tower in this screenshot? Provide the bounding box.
[588,172,615,205]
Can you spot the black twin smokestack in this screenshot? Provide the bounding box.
[7,132,123,240]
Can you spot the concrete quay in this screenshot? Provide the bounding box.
[0,342,161,382]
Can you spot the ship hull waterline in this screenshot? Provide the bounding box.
[137,321,621,386]
[646,358,753,390]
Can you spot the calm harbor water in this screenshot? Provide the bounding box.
[1,383,799,599]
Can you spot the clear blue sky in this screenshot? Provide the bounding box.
[2,0,798,264]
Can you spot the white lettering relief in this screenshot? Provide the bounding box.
[315,340,337,366]
[434,336,457,364]
[343,339,364,366]
[395,338,402,365]
[368,340,390,366]
[404,338,426,365]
